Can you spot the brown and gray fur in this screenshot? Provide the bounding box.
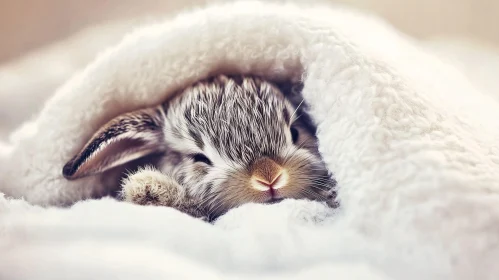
[63,75,336,220]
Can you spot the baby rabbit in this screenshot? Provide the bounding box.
[63,75,336,220]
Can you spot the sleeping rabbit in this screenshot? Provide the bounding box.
[63,75,337,220]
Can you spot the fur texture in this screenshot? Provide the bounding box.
[1,1,499,279]
[121,166,207,219]
[63,75,335,219]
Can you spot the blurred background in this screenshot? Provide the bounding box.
[1,0,498,139]
[2,0,499,63]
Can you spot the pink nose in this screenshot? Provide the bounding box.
[250,157,288,192]
[255,173,282,188]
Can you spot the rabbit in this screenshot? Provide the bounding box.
[62,75,337,220]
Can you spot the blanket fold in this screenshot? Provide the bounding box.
[2,1,499,279]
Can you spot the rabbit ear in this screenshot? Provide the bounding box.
[62,106,166,180]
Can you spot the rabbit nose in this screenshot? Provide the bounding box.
[250,157,288,191]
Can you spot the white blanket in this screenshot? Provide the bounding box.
[2,1,499,279]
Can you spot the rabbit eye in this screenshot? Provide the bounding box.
[191,153,213,166]
[290,126,299,143]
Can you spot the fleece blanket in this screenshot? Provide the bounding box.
[2,1,499,279]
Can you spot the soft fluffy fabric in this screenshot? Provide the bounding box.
[1,1,499,279]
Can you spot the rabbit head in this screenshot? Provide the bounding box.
[63,75,336,218]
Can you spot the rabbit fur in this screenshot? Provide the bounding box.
[63,75,337,219]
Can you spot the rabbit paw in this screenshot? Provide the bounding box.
[120,167,207,219]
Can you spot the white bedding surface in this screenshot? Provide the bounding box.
[0,196,409,280]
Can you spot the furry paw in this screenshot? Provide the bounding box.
[120,167,207,219]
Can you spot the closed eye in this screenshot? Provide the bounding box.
[191,153,213,166]
[290,126,299,144]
